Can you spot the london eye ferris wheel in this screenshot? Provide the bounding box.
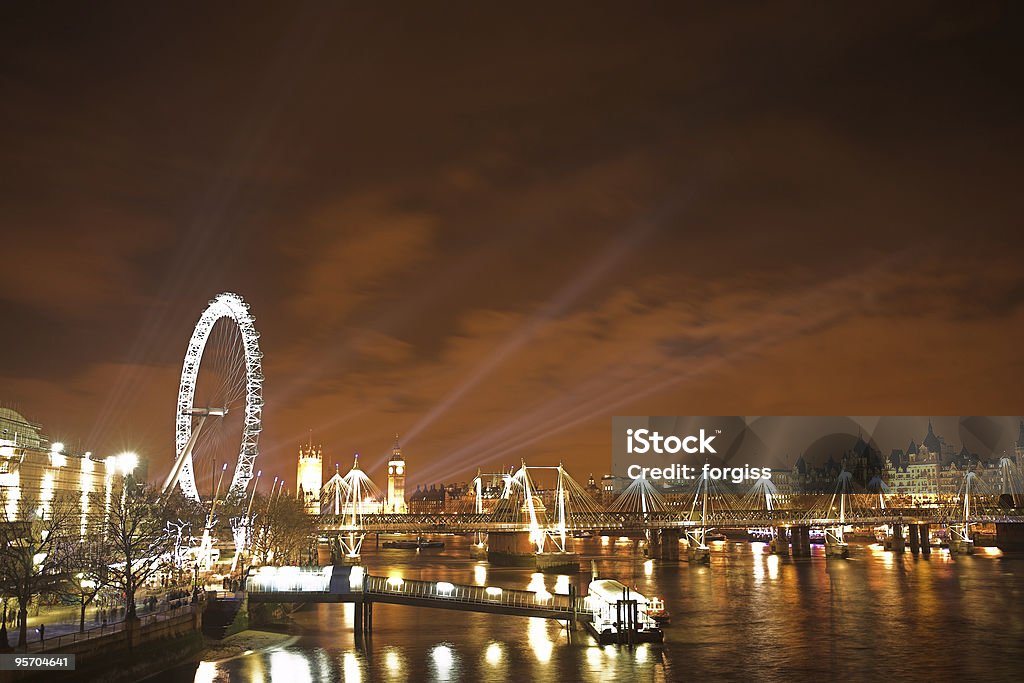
[162,292,264,502]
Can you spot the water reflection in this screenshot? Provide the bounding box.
[193,661,216,683]
[339,651,360,683]
[766,553,779,580]
[528,618,554,663]
[270,650,311,683]
[157,535,1023,683]
[383,648,401,675]
[431,644,457,681]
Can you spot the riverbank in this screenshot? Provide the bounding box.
[139,628,297,682]
[199,628,297,662]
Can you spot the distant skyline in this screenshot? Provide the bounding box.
[611,416,1024,483]
[1,4,1022,493]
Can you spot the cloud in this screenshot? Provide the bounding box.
[285,195,435,325]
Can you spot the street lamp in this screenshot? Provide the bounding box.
[117,452,139,476]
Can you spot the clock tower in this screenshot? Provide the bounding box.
[387,433,407,513]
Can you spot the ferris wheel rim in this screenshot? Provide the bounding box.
[174,292,264,501]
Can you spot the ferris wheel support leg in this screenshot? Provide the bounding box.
[162,415,208,497]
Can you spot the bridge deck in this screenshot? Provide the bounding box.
[247,572,590,622]
[315,509,1024,534]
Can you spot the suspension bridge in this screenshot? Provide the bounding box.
[307,456,1024,567]
[164,294,1024,571]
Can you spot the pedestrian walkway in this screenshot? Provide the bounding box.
[1,589,196,652]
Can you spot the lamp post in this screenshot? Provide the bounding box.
[192,560,200,602]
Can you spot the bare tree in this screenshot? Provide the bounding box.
[68,536,109,632]
[0,493,78,648]
[251,492,315,566]
[92,481,189,623]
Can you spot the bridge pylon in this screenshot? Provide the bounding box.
[333,453,385,564]
[947,471,981,555]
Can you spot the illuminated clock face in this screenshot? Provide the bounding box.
[396,466,404,475]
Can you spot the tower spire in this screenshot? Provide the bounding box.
[386,432,407,513]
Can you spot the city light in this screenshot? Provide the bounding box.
[117,451,139,475]
[50,442,64,453]
[348,565,365,588]
[436,581,455,595]
[485,586,503,597]
[386,576,404,588]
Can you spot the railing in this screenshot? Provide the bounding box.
[22,603,195,653]
[362,575,586,616]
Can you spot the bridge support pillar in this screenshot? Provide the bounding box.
[662,529,680,561]
[909,523,920,554]
[792,526,812,557]
[919,524,931,556]
[772,527,790,555]
[487,532,537,567]
[647,532,662,560]
[890,523,905,552]
[996,523,1024,551]
[352,592,373,637]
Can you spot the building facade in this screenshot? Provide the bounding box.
[296,442,323,515]
[0,407,136,532]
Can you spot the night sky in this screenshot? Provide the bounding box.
[1,3,1021,493]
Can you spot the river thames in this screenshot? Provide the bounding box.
[158,536,1023,682]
